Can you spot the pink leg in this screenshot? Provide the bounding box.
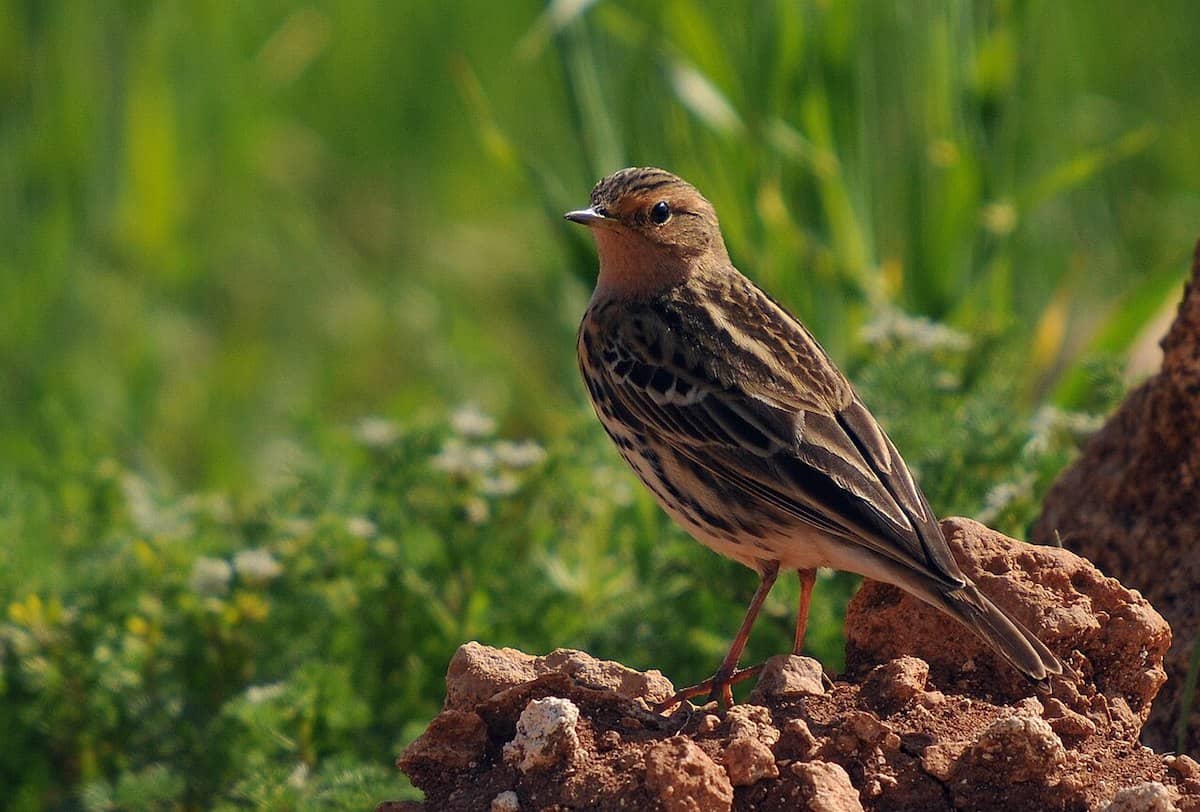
[793,568,817,654]
[656,562,780,712]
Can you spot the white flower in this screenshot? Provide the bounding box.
[233,549,283,584]
[287,763,310,789]
[190,557,233,596]
[494,439,547,469]
[245,682,287,704]
[355,416,400,448]
[480,472,520,497]
[981,200,1018,236]
[464,497,490,525]
[431,438,494,475]
[450,405,496,438]
[1024,406,1104,457]
[278,517,314,537]
[976,474,1035,525]
[861,309,970,353]
[346,516,377,538]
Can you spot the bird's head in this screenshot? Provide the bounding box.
[565,167,729,298]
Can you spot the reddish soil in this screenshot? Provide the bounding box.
[1034,240,1200,756]
[388,521,1200,811]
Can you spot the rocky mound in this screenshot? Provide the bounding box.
[386,520,1196,811]
[1034,239,1200,755]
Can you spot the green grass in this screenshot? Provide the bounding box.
[2,0,1199,807]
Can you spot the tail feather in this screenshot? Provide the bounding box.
[940,584,1065,685]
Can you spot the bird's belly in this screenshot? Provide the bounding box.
[599,421,833,572]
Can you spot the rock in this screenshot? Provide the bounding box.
[389,518,1193,810]
[445,641,674,711]
[845,516,1170,734]
[835,710,899,752]
[645,737,733,812]
[776,717,820,760]
[720,703,781,786]
[722,737,779,786]
[723,704,779,746]
[396,709,487,787]
[861,656,930,711]
[490,790,520,812]
[962,714,1065,783]
[502,696,581,773]
[747,654,825,703]
[1043,696,1098,739]
[1103,782,1179,812]
[1033,240,1200,754]
[1167,754,1200,781]
[791,760,864,812]
[920,741,968,782]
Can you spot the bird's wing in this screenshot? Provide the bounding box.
[589,298,965,588]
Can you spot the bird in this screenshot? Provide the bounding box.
[566,167,1064,710]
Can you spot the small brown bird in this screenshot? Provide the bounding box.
[567,167,1063,709]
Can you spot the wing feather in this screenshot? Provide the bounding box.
[592,300,965,589]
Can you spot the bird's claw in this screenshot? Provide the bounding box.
[653,664,764,715]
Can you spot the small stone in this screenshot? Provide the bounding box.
[724,704,780,746]
[920,741,967,782]
[597,730,621,752]
[1102,781,1179,812]
[965,714,1065,783]
[1044,697,1098,738]
[1013,697,1044,716]
[777,717,820,760]
[918,690,946,707]
[843,711,893,747]
[398,710,488,773]
[861,657,929,708]
[645,737,733,812]
[445,642,539,711]
[539,648,676,707]
[722,737,779,787]
[502,697,581,773]
[791,760,865,812]
[491,790,520,812]
[749,654,825,702]
[697,713,721,734]
[444,642,677,712]
[1167,754,1200,780]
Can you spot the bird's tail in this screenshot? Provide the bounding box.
[938,583,1065,686]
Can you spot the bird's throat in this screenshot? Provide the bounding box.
[590,227,692,300]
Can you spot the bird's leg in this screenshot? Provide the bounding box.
[655,562,780,713]
[794,568,834,689]
[793,568,817,654]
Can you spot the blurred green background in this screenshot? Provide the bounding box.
[2,0,1198,808]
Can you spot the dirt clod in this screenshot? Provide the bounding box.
[747,654,825,703]
[1103,781,1179,812]
[392,525,1194,810]
[646,737,734,812]
[1034,240,1200,754]
[791,760,864,811]
[964,714,1065,783]
[502,696,581,773]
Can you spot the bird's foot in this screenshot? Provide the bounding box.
[654,664,764,715]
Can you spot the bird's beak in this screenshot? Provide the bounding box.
[563,207,609,227]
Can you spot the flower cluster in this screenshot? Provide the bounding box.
[189,549,283,595]
[427,405,547,524]
[1023,405,1104,457]
[861,309,971,353]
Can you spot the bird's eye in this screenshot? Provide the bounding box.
[650,201,671,225]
